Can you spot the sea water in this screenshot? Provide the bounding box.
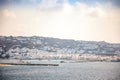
[0,62,120,80]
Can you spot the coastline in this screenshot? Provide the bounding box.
[0,59,120,67]
[0,63,12,66]
[0,63,59,66]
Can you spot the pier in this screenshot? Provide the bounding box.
[0,63,59,66]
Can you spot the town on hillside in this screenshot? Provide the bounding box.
[0,36,120,62]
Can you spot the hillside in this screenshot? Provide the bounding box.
[0,36,120,59]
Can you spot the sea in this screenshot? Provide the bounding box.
[0,62,120,80]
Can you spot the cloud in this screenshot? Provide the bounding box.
[0,9,16,19]
[37,0,64,12]
[37,0,108,18]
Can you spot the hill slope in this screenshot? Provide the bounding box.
[0,36,120,59]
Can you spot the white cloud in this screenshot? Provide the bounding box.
[38,0,63,11]
[0,9,16,19]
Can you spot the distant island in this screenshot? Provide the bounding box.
[0,36,120,62]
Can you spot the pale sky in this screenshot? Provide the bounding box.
[0,0,120,43]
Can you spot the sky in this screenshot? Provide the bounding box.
[0,0,120,43]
